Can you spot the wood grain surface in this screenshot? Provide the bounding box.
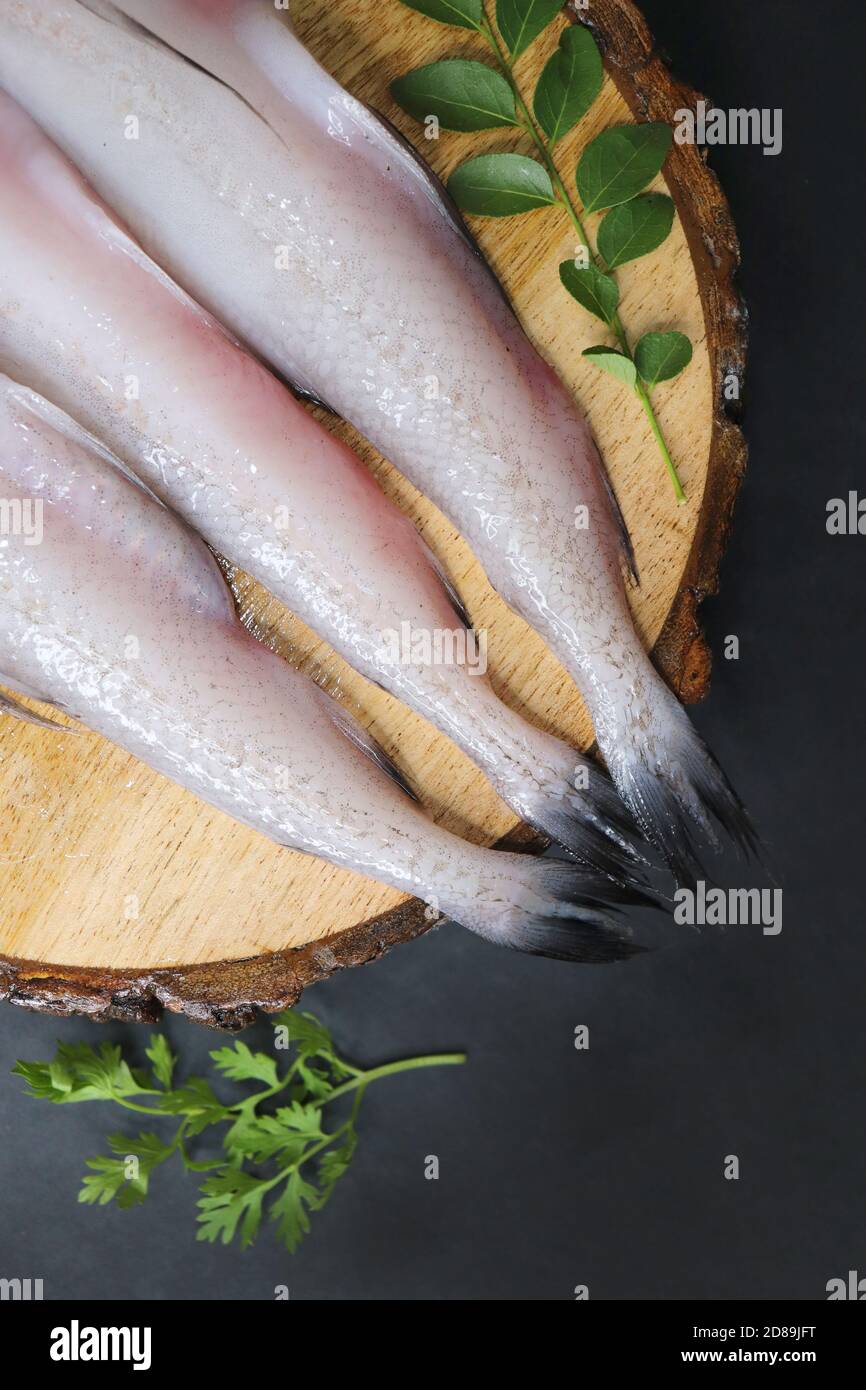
[0,0,747,1027]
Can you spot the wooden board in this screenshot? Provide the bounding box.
[0,0,747,1028]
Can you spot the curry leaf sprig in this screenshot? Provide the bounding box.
[13,1010,465,1254]
[392,0,692,504]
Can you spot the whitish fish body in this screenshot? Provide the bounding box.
[0,0,755,878]
[0,373,646,960]
[0,89,639,876]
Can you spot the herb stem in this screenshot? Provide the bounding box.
[107,1093,164,1115]
[477,4,686,502]
[635,379,686,505]
[479,10,591,245]
[319,1052,466,1107]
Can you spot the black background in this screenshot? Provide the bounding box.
[1,0,863,1301]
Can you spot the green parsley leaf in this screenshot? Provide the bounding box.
[145,1034,176,1090]
[197,1169,267,1250]
[269,1170,320,1254]
[209,1040,279,1088]
[14,1014,464,1256]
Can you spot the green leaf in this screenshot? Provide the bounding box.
[79,1156,133,1208]
[153,1076,227,1135]
[48,1060,74,1094]
[559,260,619,325]
[315,1129,359,1209]
[79,1131,173,1209]
[17,1042,158,1105]
[13,1056,101,1104]
[13,1060,59,1101]
[597,193,674,269]
[274,1101,325,1137]
[209,1041,279,1088]
[274,1008,355,1086]
[634,330,693,386]
[274,1008,336,1059]
[582,346,638,388]
[145,1034,176,1090]
[224,1115,311,1165]
[269,1170,320,1254]
[74,1042,156,1101]
[533,25,603,144]
[447,153,556,217]
[398,0,483,27]
[576,122,672,213]
[391,60,516,132]
[197,1169,267,1250]
[496,0,563,60]
[224,1101,323,1162]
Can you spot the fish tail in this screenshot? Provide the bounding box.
[601,668,761,887]
[515,752,649,887]
[439,678,648,887]
[438,854,654,963]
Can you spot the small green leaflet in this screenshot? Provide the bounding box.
[153,1076,227,1136]
[576,122,672,213]
[496,0,563,60]
[269,1170,320,1254]
[197,1169,268,1250]
[13,1060,62,1102]
[209,1040,279,1088]
[448,153,556,216]
[48,1059,75,1095]
[275,1008,344,1068]
[597,193,675,269]
[14,1010,464,1256]
[582,346,638,388]
[533,25,603,145]
[80,1132,174,1210]
[275,1100,327,1136]
[317,1127,358,1205]
[222,1114,311,1165]
[391,60,516,132]
[145,1034,176,1090]
[398,0,483,28]
[634,331,693,386]
[559,260,619,326]
[13,1042,156,1105]
[79,1156,138,1208]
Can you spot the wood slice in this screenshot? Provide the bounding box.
[0,0,747,1029]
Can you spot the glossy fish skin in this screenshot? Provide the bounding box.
[0,86,642,878]
[0,373,646,960]
[0,0,755,879]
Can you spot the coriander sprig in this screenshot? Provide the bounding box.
[14,1010,465,1254]
[393,0,692,503]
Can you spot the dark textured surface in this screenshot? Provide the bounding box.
[0,0,863,1300]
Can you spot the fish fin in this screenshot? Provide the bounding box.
[417,539,472,629]
[363,104,518,318]
[6,381,168,512]
[590,435,639,586]
[453,856,649,963]
[76,0,179,49]
[364,105,480,258]
[76,0,133,27]
[362,116,634,595]
[325,700,418,803]
[528,771,655,892]
[0,688,72,732]
[608,675,762,888]
[287,381,338,414]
